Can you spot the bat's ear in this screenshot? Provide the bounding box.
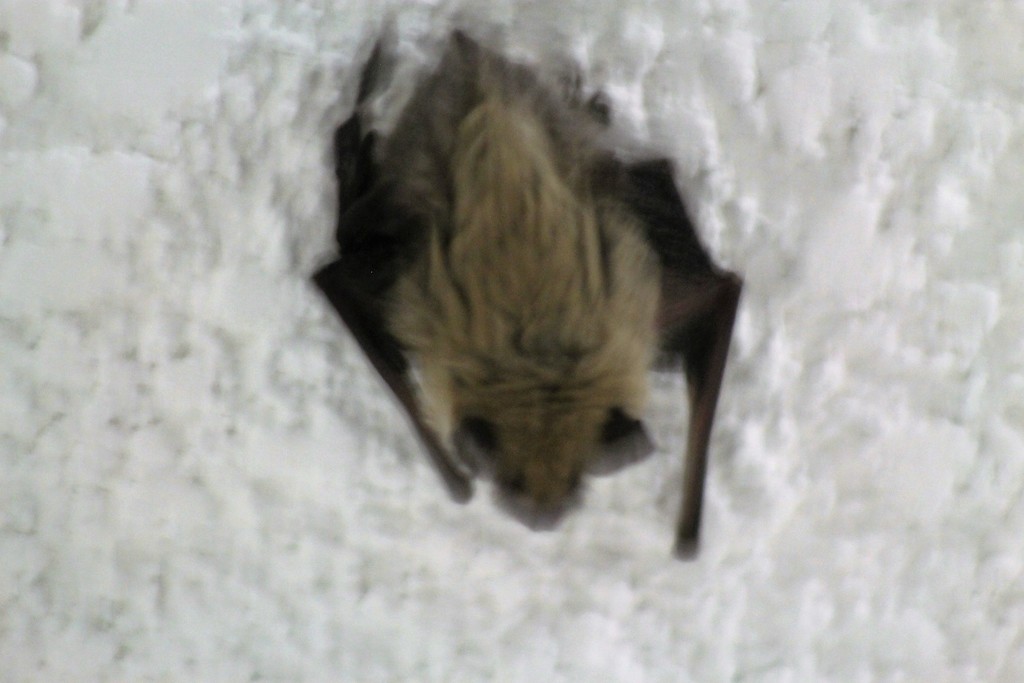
[588,407,655,476]
[452,416,498,473]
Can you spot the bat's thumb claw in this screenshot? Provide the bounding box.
[673,535,700,561]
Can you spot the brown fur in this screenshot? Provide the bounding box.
[379,40,660,512]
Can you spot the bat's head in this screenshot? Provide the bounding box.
[450,397,656,528]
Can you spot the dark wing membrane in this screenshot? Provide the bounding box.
[332,115,377,223]
[624,159,717,281]
[623,159,743,558]
[314,109,473,503]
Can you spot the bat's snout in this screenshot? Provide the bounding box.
[491,460,584,530]
[493,484,580,531]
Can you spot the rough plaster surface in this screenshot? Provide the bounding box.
[2,1,1022,680]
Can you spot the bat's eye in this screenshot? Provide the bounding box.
[454,416,499,468]
[591,407,654,475]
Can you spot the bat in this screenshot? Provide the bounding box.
[314,32,742,558]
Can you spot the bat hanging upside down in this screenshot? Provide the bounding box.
[314,31,742,558]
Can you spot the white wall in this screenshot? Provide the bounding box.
[1,0,1021,680]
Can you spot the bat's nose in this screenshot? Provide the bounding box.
[493,467,582,530]
[495,493,568,531]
